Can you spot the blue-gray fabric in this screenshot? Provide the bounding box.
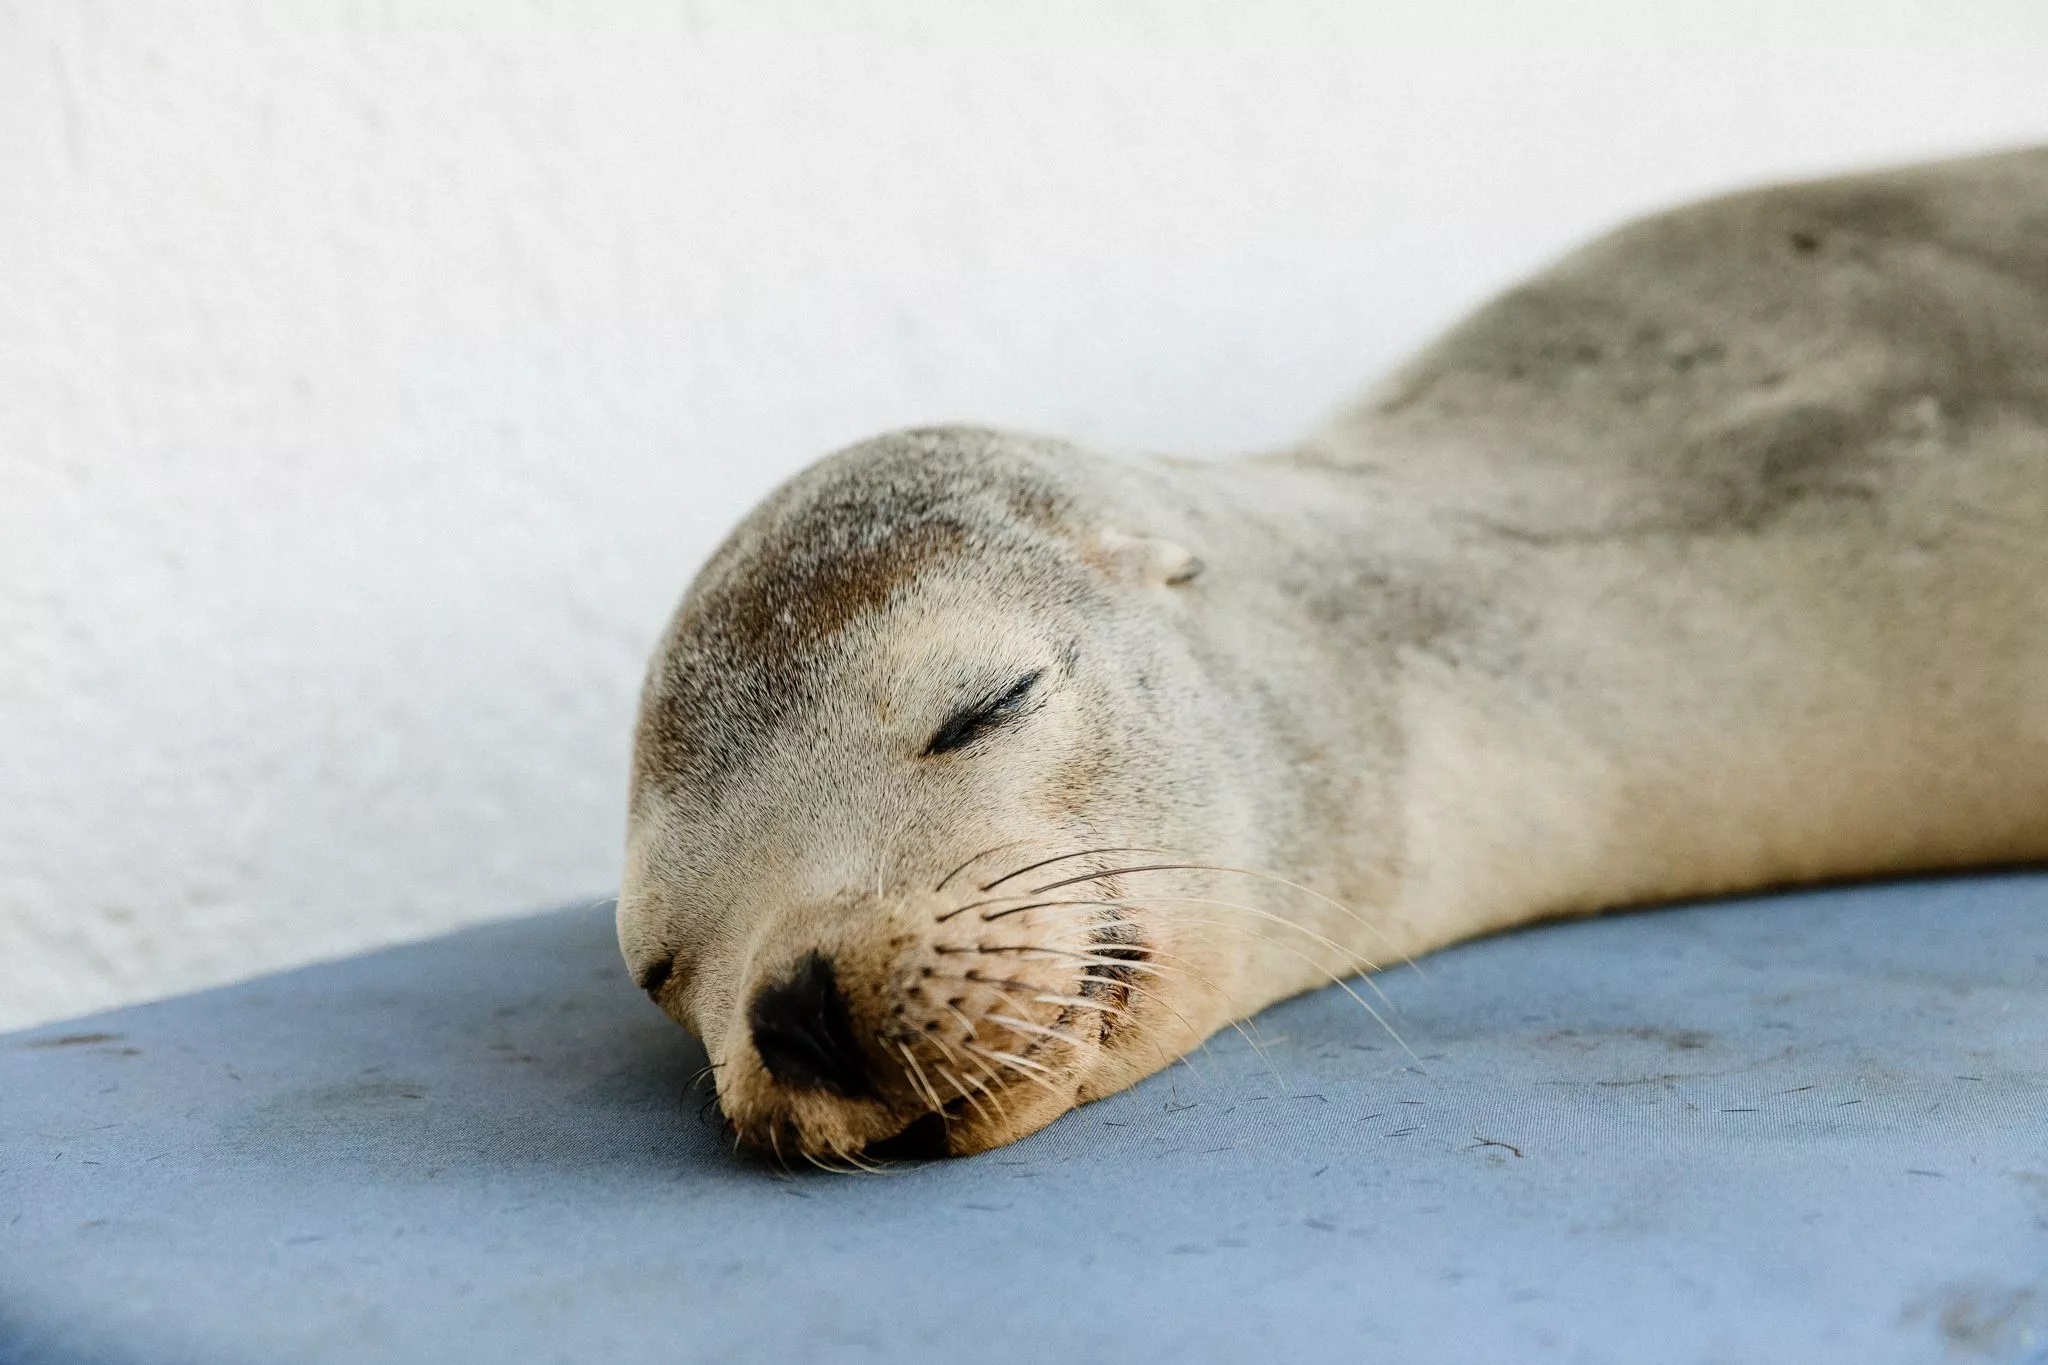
[3,875,2044,1365]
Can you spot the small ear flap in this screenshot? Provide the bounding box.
[1087,528,1204,588]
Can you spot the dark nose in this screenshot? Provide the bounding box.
[747,952,873,1097]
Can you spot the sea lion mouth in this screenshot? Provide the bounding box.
[861,1108,957,1160]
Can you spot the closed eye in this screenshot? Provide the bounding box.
[923,670,1044,756]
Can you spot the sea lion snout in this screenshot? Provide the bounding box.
[698,867,1140,1162]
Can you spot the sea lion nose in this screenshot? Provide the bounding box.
[747,951,873,1098]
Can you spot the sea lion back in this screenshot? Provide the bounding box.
[1327,146,2048,544]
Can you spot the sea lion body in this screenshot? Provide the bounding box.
[621,147,2048,1159]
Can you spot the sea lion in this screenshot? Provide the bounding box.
[619,146,2048,1161]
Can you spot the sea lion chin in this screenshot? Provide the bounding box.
[619,148,2048,1162]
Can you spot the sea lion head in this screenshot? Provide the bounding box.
[619,426,1243,1160]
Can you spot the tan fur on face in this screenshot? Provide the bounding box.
[623,149,2048,1160]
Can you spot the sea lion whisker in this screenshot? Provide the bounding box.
[978,845,1170,893]
[942,938,1129,962]
[926,966,1051,1008]
[1124,908,1420,1065]
[1021,898,1399,1059]
[1070,971,1225,1088]
[923,1026,968,1067]
[834,1141,896,1175]
[986,949,1188,983]
[895,1040,949,1117]
[932,1062,997,1126]
[971,905,1235,1013]
[937,970,1146,1023]
[933,840,1033,894]
[1070,937,1242,1004]
[941,1000,983,1037]
[958,943,1184,978]
[929,1047,999,1096]
[1030,862,1199,894]
[1032,991,1125,1015]
[1034,994,1152,1054]
[961,1036,1061,1074]
[1172,862,1421,972]
[984,1012,1090,1050]
[978,896,1122,923]
[1086,894,1397,1010]
[959,1052,1015,1120]
[1031,861,1417,969]
[939,892,1115,923]
[873,802,907,903]
[942,871,1409,1096]
[961,1042,1065,1092]
[955,984,1108,1065]
[934,977,1069,1044]
[803,1149,860,1176]
[969,896,1306,982]
[1049,933,1268,1080]
[825,1133,898,1175]
[923,969,1056,995]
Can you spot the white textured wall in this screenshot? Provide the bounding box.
[4,1,2045,1030]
